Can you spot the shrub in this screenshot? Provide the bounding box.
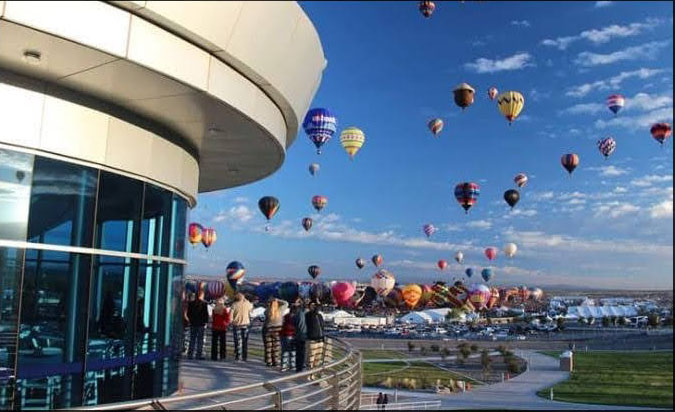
[470,344,478,353]
[602,317,611,327]
[430,344,440,352]
[440,347,451,360]
[647,314,660,328]
[408,341,415,352]
[507,359,521,374]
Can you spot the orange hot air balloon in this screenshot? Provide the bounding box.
[201,228,217,249]
[487,287,500,309]
[188,223,203,246]
[402,284,423,309]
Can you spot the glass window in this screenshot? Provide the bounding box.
[140,186,172,257]
[169,195,187,260]
[15,373,83,410]
[0,247,24,409]
[0,149,33,241]
[95,172,143,253]
[27,157,98,248]
[135,261,165,359]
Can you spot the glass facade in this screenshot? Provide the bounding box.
[0,147,188,409]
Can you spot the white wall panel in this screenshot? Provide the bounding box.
[40,96,109,163]
[3,1,130,57]
[127,16,210,91]
[207,57,257,120]
[0,82,44,148]
[105,117,152,176]
[149,135,182,193]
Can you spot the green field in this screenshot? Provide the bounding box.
[538,351,673,408]
[363,360,479,390]
[360,349,409,360]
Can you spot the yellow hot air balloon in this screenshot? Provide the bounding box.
[497,91,525,125]
[401,284,423,309]
[340,127,365,159]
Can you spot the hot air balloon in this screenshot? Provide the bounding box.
[487,287,500,309]
[258,196,280,231]
[401,283,422,309]
[561,153,580,176]
[455,251,464,264]
[15,170,25,182]
[465,267,474,278]
[514,173,528,188]
[430,282,450,308]
[372,254,383,267]
[488,87,498,100]
[497,91,525,125]
[206,280,225,300]
[454,182,480,214]
[226,261,246,290]
[597,137,616,159]
[311,282,332,304]
[419,284,434,307]
[311,195,327,212]
[308,265,321,280]
[650,123,671,146]
[188,223,203,246]
[481,268,493,282]
[384,287,404,309]
[468,284,491,310]
[302,217,313,232]
[518,286,530,302]
[484,247,497,261]
[332,282,356,307]
[503,243,517,258]
[185,280,198,295]
[423,224,437,238]
[303,108,337,154]
[298,282,313,301]
[278,282,299,303]
[201,228,216,249]
[359,286,378,307]
[438,259,448,271]
[371,269,395,296]
[453,83,475,110]
[606,94,625,116]
[309,163,320,176]
[530,287,544,301]
[340,127,365,159]
[355,258,366,269]
[428,118,444,137]
[419,0,435,18]
[504,189,520,209]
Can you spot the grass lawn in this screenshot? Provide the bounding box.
[363,360,480,390]
[360,349,409,360]
[537,351,673,408]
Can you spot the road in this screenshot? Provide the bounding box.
[363,350,663,410]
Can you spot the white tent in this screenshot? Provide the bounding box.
[398,311,433,325]
[321,310,355,323]
[421,308,451,323]
[567,305,637,319]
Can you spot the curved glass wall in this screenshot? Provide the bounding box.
[0,147,188,409]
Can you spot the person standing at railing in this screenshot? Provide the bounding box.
[280,305,296,372]
[263,298,287,367]
[187,291,209,360]
[382,393,389,410]
[230,293,253,362]
[376,393,384,410]
[211,298,231,361]
[294,300,309,372]
[306,302,325,376]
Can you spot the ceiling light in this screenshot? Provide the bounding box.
[22,50,42,65]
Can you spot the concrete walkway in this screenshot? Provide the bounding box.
[364,351,662,410]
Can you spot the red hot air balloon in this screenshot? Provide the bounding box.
[651,123,672,146]
[311,195,328,212]
[188,223,203,246]
[418,1,435,18]
[332,282,356,307]
[454,182,480,214]
[437,259,448,270]
[484,247,497,261]
[561,153,580,176]
[201,228,217,249]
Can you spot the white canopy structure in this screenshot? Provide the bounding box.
[567,305,638,319]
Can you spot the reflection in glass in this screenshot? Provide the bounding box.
[27,157,98,248]
[170,196,187,260]
[95,172,143,253]
[0,149,33,240]
[140,186,172,257]
[0,247,24,409]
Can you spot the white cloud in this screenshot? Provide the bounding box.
[574,40,671,66]
[613,186,628,193]
[466,220,493,230]
[542,19,662,51]
[508,209,538,217]
[595,1,613,7]
[595,106,673,131]
[565,68,666,98]
[568,198,587,205]
[587,165,630,177]
[630,174,673,187]
[561,102,605,115]
[511,20,531,28]
[465,52,534,73]
[626,92,673,112]
[650,200,673,219]
[214,205,254,223]
[594,201,640,218]
[234,196,249,203]
[531,191,555,201]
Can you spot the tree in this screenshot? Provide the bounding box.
[556,317,565,330]
[470,344,478,353]
[480,349,492,379]
[408,341,415,353]
[459,345,471,364]
[617,317,626,326]
[647,314,660,328]
[420,346,428,356]
[445,308,463,322]
[602,317,611,327]
[440,347,451,361]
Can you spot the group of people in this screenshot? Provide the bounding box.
[184,291,326,374]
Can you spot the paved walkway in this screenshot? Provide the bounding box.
[364,351,662,410]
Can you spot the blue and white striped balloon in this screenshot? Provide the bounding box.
[422,224,437,238]
[302,108,337,155]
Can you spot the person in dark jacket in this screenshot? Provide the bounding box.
[187,291,209,360]
[280,305,296,372]
[305,302,325,372]
[382,394,389,409]
[293,300,308,372]
[376,393,384,410]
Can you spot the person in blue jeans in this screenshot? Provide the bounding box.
[186,291,209,360]
[230,293,253,361]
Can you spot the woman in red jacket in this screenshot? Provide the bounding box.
[280,307,296,372]
[211,298,231,361]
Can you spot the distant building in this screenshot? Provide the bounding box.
[549,296,593,310]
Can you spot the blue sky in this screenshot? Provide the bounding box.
[188,1,673,290]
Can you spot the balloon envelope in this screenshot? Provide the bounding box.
[504,189,520,209]
[454,182,480,213]
[514,173,528,188]
[226,261,246,289]
[497,91,525,124]
[484,247,498,261]
[332,282,356,306]
[303,108,337,154]
[481,268,493,282]
[428,118,443,136]
[258,196,280,220]
[503,243,518,258]
[371,269,395,296]
[468,284,491,310]
[651,123,672,145]
[340,127,365,159]
[455,251,464,264]
[453,83,475,109]
[372,254,383,267]
[419,0,435,18]
[278,282,299,303]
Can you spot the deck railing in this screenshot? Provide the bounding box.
[73,331,362,410]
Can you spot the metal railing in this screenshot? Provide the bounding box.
[73,330,362,410]
[359,401,442,410]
